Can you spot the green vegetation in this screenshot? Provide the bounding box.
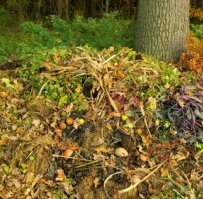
[0,13,134,63]
[190,24,203,39]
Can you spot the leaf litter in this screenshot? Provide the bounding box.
[0,46,202,198]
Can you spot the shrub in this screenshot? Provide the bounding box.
[70,13,135,49]
[179,33,203,73]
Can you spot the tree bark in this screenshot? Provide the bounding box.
[197,0,203,8]
[134,0,190,62]
[56,0,64,17]
[65,0,69,20]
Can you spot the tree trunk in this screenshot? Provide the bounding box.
[106,0,109,13]
[134,0,190,62]
[84,0,96,18]
[65,0,69,20]
[57,0,64,17]
[197,0,203,8]
[36,0,42,19]
[18,4,24,22]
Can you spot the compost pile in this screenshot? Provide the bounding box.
[0,47,202,198]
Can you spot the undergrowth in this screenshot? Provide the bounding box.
[0,13,134,63]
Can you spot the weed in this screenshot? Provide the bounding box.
[190,24,203,39]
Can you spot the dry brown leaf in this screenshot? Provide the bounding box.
[171,152,188,162]
[0,139,7,146]
[56,169,66,181]
[25,172,35,184]
[12,179,21,189]
[93,177,100,188]
[0,92,8,98]
[160,167,169,177]
[103,74,112,88]
[31,174,42,188]
[93,153,106,161]
[63,148,74,159]
[62,182,74,194]
[31,119,41,127]
[108,111,121,118]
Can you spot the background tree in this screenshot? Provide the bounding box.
[134,0,190,62]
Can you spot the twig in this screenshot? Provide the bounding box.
[181,171,196,199]
[171,167,186,184]
[105,88,119,113]
[172,189,185,199]
[118,161,165,194]
[140,103,152,138]
[197,149,203,157]
[75,160,101,169]
[104,171,123,199]
[102,54,116,65]
[166,176,185,193]
[38,80,49,96]
[52,154,91,162]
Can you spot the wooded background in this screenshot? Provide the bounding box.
[0,0,202,22]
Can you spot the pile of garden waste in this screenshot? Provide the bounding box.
[0,46,202,198]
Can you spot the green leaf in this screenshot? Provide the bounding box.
[2,163,9,174]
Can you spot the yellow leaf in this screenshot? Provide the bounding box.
[75,84,82,93]
[161,167,169,177]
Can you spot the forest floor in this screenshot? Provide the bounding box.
[0,46,202,199]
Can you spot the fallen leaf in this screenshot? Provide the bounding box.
[160,167,169,177]
[31,174,42,188]
[93,177,100,188]
[0,92,8,98]
[108,111,121,118]
[0,139,7,146]
[62,182,74,194]
[32,119,41,127]
[12,179,21,189]
[63,148,74,159]
[56,169,66,181]
[25,172,35,184]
